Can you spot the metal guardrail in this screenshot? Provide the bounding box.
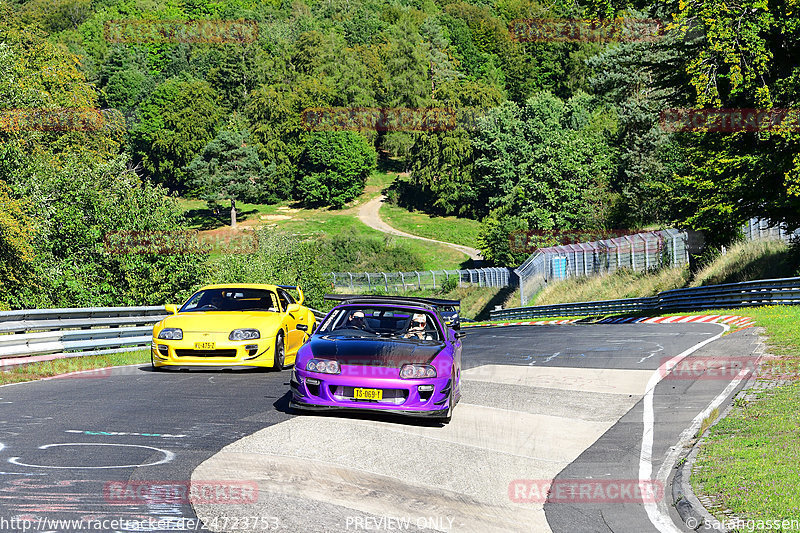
[491,277,800,320]
[0,306,167,363]
[0,306,327,365]
[328,268,516,292]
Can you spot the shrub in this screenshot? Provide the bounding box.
[296,132,376,208]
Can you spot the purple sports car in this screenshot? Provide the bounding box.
[289,296,464,423]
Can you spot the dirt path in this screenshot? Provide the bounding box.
[358,195,483,261]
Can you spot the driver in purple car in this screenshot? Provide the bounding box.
[346,310,367,330]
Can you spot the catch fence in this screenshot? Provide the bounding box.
[515,229,688,306]
[743,218,800,242]
[327,268,516,292]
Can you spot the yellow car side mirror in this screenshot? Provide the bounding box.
[287,303,301,313]
[164,304,179,315]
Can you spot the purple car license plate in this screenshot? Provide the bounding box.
[353,388,383,401]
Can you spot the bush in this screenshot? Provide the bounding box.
[5,154,208,308]
[206,230,330,310]
[296,132,376,209]
[314,228,423,273]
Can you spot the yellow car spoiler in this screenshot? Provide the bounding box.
[277,285,304,305]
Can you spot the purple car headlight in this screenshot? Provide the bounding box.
[400,364,437,379]
[306,358,340,374]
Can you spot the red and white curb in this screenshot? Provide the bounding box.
[465,314,755,329]
[598,314,755,328]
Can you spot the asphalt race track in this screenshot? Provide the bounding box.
[0,323,760,533]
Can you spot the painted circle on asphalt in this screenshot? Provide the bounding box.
[7,443,175,469]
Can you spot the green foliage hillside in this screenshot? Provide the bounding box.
[2,0,798,307]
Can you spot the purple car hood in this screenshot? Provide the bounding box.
[309,335,445,368]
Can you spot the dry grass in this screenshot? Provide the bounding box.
[691,239,799,287]
[0,350,149,385]
[448,286,519,320]
[531,267,689,306]
[526,239,799,306]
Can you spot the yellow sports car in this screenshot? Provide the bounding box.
[151,284,317,370]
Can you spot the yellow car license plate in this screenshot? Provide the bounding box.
[195,342,215,350]
[353,388,383,401]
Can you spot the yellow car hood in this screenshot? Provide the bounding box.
[160,311,284,334]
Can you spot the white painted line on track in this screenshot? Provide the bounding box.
[639,323,729,533]
[653,365,751,531]
[8,442,175,469]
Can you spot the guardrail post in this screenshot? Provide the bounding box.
[671,232,678,268]
[348,273,354,290]
[366,272,371,291]
[417,271,422,290]
[383,273,388,292]
[431,270,436,289]
[400,272,406,291]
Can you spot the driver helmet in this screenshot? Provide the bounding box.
[349,310,365,323]
[409,313,427,333]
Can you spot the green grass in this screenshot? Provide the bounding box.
[379,202,481,249]
[0,350,150,385]
[530,266,690,306]
[683,305,800,523]
[177,170,471,271]
[693,381,800,520]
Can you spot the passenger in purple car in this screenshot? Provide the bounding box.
[403,313,433,340]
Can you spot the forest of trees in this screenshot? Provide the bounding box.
[1,0,798,308]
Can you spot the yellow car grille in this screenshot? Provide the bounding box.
[175,349,238,358]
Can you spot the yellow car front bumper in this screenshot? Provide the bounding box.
[151,337,275,368]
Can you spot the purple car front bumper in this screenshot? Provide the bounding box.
[289,365,454,417]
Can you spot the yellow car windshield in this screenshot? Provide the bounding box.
[180,288,280,312]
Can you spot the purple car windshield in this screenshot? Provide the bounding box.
[319,306,443,342]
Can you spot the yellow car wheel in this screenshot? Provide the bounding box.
[274,332,286,370]
[151,351,162,371]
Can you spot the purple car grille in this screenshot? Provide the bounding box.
[332,386,408,405]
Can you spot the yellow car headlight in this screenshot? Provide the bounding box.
[158,328,183,340]
[229,328,260,341]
